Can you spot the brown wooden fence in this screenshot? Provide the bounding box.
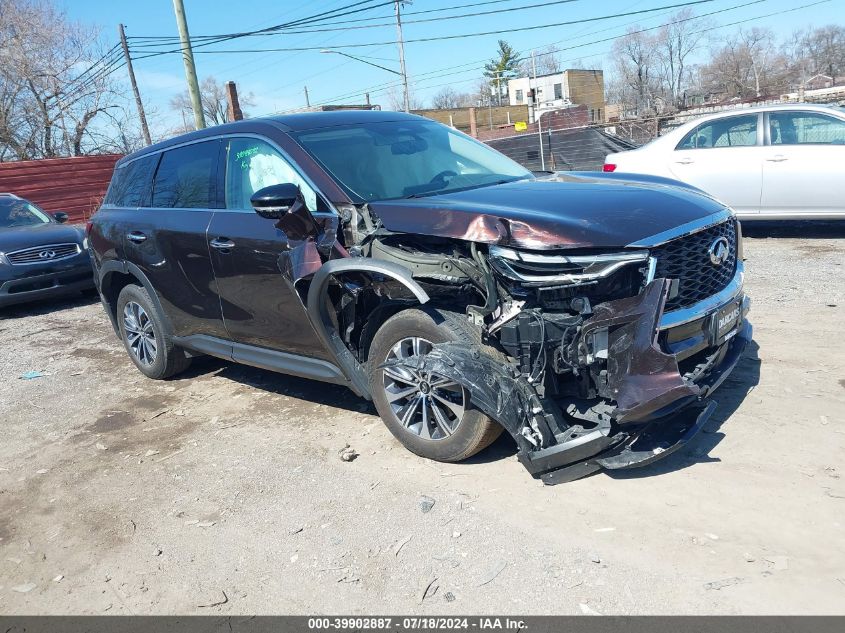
[0,154,122,224]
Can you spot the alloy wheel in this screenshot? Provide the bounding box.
[123,301,157,366]
[382,336,466,440]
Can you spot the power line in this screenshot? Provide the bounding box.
[127,0,394,51]
[295,0,823,111]
[408,0,830,98]
[128,1,394,65]
[127,0,545,41]
[67,44,123,88]
[129,0,587,41]
[131,0,721,57]
[253,0,663,109]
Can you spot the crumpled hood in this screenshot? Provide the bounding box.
[367,172,727,250]
[0,222,84,253]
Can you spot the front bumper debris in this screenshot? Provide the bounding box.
[535,401,717,484]
[383,278,751,484]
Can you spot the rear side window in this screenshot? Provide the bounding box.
[152,140,220,209]
[104,154,157,207]
[677,115,758,149]
[769,112,845,145]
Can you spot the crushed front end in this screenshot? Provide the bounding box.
[380,211,751,484]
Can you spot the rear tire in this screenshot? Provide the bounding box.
[116,284,191,380]
[368,307,503,462]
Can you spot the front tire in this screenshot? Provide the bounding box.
[368,307,503,462]
[116,284,191,380]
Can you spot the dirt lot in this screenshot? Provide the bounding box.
[1,226,844,615]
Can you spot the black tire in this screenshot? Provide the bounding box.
[368,307,503,462]
[116,284,191,380]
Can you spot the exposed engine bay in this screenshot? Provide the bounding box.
[284,190,751,484]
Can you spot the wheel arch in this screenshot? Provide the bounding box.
[99,261,173,336]
[305,258,430,399]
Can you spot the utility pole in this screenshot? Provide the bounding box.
[118,24,152,146]
[225,81,243,121]
[172,0,206,130]
[394,1,410,113]
[532,50,545,171]
[304,86,310,107]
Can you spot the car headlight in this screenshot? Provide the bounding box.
[488,245,649,287]
[0,252,10,266]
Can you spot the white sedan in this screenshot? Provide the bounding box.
[604,104,845,220]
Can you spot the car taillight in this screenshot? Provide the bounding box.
[85,221,93,236]
[603,163,617,172]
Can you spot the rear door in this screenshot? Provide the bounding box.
[206,135,331,359]
[123,139,225,338]
[668,113,764,217]
[91,153,158,272]
[760,110,845,217]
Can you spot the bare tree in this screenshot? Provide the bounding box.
[386,85,425,111]
[805,25,845,83]
[782,28,813,87]
[170,76,255,127]
[0,0,131,160]
[655,8,712,108]
[699,40,754,100]
[743,28,779,97]
[699,27,787,100]
[520,46,561,76]
[430,86,473,109]
[611,28,660,115]
[473,79,495,106]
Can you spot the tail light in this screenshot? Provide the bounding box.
[83,221,93,250]
[603,163,617,172]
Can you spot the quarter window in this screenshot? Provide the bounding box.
[151,140,219,209]
[105,154,157,207]
[769,112,845,145]
[224,137,318,212]
[677,115,758,150]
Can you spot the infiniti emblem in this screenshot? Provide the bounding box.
[708,237,730,266]
[39,250,57,259]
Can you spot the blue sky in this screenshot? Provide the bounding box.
[63,0,842,130]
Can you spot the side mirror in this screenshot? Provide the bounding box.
[250,183,303,220]
[52,212,69,223]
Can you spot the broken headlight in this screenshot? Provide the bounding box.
[488,246,649,288]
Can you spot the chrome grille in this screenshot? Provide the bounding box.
[652,219,737,312]
[7,243,81,265]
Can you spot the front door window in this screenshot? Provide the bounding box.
[224,138,318,212]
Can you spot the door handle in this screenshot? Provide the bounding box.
[675,157,694,165]
[766,155,788,162]
[126,231,147,243]
[209,237,236,250]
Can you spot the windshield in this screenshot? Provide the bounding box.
[0,198,51,228]
[292,119,532,202]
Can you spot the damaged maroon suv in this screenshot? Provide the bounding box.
[89,110,751,484]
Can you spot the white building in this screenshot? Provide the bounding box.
[508,69,606,123]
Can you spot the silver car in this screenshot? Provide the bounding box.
[604,104,845,220]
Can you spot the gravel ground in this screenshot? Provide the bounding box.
[0,224,843,615]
